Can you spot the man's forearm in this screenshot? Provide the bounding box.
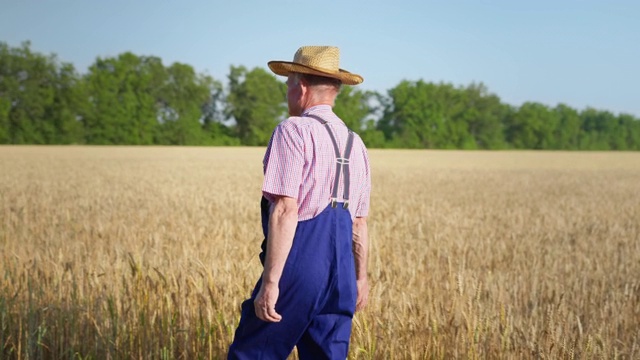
[262,196,298,285]
[352,217,369,280]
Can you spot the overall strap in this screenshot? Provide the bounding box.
[306,114,355,209]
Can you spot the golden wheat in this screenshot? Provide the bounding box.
[1,146,639,359]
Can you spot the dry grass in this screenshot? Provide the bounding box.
[1,146,639,359]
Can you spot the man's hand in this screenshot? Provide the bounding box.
[356,278,369,312]
[254,281,282,322]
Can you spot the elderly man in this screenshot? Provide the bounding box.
[228,46,371,359]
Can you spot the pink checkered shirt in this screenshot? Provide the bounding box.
[262,105,371,221]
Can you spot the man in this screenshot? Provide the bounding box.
[228,46,371,359]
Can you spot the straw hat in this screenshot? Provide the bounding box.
[268,46,363,85]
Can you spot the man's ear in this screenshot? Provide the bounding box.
[299,77,308,90]
[299,78,310,97]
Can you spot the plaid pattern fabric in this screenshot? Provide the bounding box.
[262,105,371,221]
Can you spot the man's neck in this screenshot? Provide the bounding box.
[303,101,333,112]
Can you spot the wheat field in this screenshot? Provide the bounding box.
[1,146,639,359]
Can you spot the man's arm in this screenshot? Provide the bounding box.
[254,195,298,322]
[353,216,369,312]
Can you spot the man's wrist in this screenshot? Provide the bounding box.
[262,275,279,286]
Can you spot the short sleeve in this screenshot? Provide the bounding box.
[262,122,305,201]
[355,145,371,217]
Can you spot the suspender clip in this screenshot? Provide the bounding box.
[343,201,349,209]
[331,199,338,208]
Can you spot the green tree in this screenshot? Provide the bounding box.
[552,104,581,149]
[380,80,476,149]
[1,41,55,143]
[505,102,557,149]
[83,53,161,144]
[0,41,86,144]
[334,86,371,130]
[0,61,10,143]
[619,114,640,150]
[47,62,86,144]
[82,52,224,146]
[3,41,640,150]
[379,80,440,148]
[334,86,386,147]
[201,77,237,145]
[461,83,508,149]
[608,113,630,150]
[155,62,216,145]
[435,83,474,149]
[226,66,286,146]
[579,108,615,150]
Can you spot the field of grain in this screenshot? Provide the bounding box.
[1,146,639,359]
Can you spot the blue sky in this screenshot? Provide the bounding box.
[2,0,639,116]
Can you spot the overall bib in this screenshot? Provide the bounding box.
[228,117,357,360]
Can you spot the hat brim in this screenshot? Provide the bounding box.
[268,61,363,86]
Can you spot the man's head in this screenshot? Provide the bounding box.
[268,46,363,116]
[285,72,342,116]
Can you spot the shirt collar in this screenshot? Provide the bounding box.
[301,105,333,117]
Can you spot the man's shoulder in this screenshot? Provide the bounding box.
[352,133,370,157]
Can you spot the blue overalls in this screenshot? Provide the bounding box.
[228,116,357,359]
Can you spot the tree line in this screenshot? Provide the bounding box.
[1,41,639,150]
